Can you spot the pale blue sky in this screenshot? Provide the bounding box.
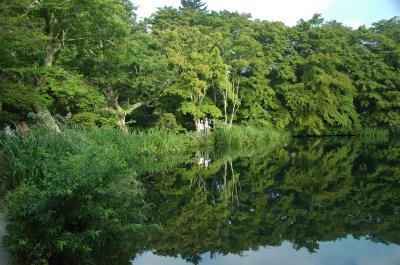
[133,237,400,265]
[133,0,400,27]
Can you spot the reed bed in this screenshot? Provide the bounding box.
[0,126,289,189]
[211,125,290,148]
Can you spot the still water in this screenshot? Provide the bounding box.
[135,238,400,265]
[132,137,400,265]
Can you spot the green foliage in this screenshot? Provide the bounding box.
[70,113,116,128]
[0,129,181,264]
[0,1,48,121]
[0,0,399,133]
[180,0,207,12]
[211,125,289,147]
[2,3,399,264]
[349,21,400,129]
[154,112,183,132]
[0,128,150,264]
[161,27,226,124]
[47,73,106,113]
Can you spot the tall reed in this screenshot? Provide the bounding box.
[211,125,290,148]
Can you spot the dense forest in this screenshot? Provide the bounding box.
[1,0,399,135]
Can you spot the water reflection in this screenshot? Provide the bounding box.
[134,237,400,265]
[135,138,400,264]
[197,151,212,170]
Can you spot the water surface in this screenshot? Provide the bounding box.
[133,137,400,265]
[135,237,400,265]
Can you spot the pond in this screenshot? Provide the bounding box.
[132,137,400,265]
[1,136,399,265]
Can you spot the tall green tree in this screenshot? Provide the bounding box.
[0,0,137,130]
[0,0,48,123]
[1,0,399,133]
[161,27,224,130]
[349,18,400,128]
[180,0,207,12]
[267,16,360,135]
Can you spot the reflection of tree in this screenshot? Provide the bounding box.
[221,160,241,209]
[138,138,400,262]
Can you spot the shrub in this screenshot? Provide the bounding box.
[1,129,150,265]
[70,113,116,128]
[154,112,184,133]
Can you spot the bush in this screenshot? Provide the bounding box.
[154,112,184,133]
[70,112,116,128]
[0,129,150,265]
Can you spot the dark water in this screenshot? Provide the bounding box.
[132,137,400,265]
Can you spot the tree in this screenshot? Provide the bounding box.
[0,0,137,131]
[180,0,207,12]
[349,19,400,128]
[161,27,224,130]
[75,29,172,132]
[0,0,49,123]
[1,0,399,134]
[267,18,361,135]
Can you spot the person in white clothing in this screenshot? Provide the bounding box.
[199,119,205,135]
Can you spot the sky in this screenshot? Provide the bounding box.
[133,0,400,28]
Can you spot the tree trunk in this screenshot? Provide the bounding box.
[118,113,128,133]
[33,43,61,131]
[229,79,241,128]
[32,24,63,132]
[229,110,234,127]
[44,42,61,67]
[36,42,61,88]
[195,118,201,133]
[223,94,228,125]
[105,89,152,133]
[31,13,66,132]
[33,106,61,133]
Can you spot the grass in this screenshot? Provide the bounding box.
[211,125,290,148]
[0,126,289,188]
[0,127,155,264]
